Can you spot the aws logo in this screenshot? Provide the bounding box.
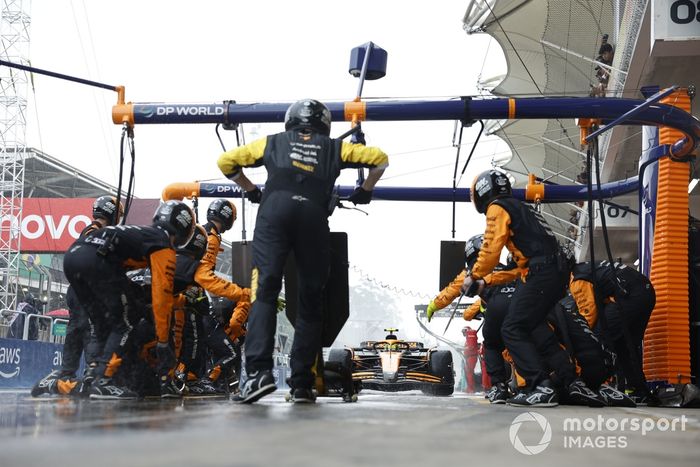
[0,346,21,379]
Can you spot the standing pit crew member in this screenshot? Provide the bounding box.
[464,170,597,407]
[218,98,388,403]
[430,233,601,406]
[32,196,123,397]
[63,200,195,400]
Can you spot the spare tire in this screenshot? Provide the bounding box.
[327,348,353,372]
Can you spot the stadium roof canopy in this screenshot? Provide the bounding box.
[24,148,119,199]
[21,147,235,276]
[463,0,699,261]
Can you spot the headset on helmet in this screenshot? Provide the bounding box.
[93,195,124,224]
[179,224,208,260]
[464,234,484,270]
[152,200,196,249]
[206,199,237,232]
[284,99,332,136]
[470,169,512,214]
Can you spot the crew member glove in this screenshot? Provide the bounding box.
[226,322,244,342]
[156,341,176,378]
[461,276,486,298]
[183,285,204,305]
[426,300,438,322]
[352,129,366,146]
[246,187,263,204]
[348,186,372,205]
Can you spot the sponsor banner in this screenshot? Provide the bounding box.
[134,103,228,124]
[0,198,161,252]
[653,0,700,41]
[0,337,83,388]
[199,182,245,198]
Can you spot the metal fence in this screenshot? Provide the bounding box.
[1,308,69,343]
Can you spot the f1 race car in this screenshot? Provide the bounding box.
[327,328,454,396]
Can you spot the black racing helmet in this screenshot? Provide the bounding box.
[470,169,512,214]
[179,224,208,260]
[152,200,195,249]
[284,99,332,136]
[93,195,124,225]
[464,234,484,270]
[206,199,237,232]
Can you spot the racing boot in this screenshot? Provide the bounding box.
[232,370,276,404]
[186,378,223,397]
[31,370,63,397]
[598,383,636,407]
[160,378,184,399]
[486,382,511,404]
[286,387,316,404]
[507,379,559,407]
[565,379,606,407]
[75,364,98,398]
[89,378,138,400]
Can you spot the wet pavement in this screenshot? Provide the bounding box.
[0,389,699,466]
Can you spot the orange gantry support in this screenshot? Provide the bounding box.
[643,89,693,384]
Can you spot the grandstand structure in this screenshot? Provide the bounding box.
[463,0,699,385]
[463,0,700,262]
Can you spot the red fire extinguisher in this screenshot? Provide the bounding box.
[462,326,479,393]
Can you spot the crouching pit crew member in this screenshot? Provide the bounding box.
[174,220,248,396]
[63,200,195,400]
[569,260,655,401]
[32,196,123,397]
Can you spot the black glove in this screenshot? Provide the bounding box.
[156,342,175,378]
[246,187,263,204]
[352,129,366,146]
[348,186,373,205]
[192,296,211,316]
[183,285,203,305]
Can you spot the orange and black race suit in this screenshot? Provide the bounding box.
[218,130,388,390]
[90,225,177,344]
[568,261,655,391]
[174,249,242,381]
[50,220,109,394]
[548,294,614,389]
[473,275,519,385]
[60,220,106,376]
[432,264,521,316]
[195,222,251,341]
[470,197,566,389]
[64,225,176,379]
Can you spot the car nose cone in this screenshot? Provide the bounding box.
[382,371,397,382]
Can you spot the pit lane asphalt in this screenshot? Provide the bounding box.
[0,390,698,467]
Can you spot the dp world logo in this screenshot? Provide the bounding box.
[509,412,552,455]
